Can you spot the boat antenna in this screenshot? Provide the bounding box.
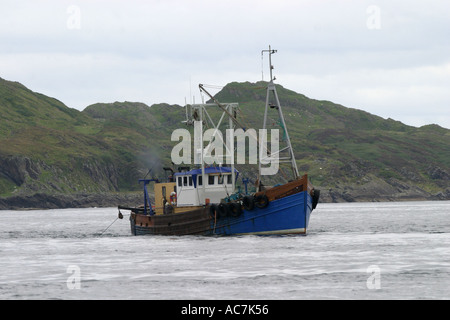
[258,46,299,185]
[261,46,277,82]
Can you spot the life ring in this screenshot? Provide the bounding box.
[170,192,177,205]
[217,203,229,218]
[254,194,269,209]
[242,196,255,211]
[228,202,243,217]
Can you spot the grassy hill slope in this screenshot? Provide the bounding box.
[0,77,448,208]
[0,78,141,204]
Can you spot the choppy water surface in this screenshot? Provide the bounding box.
[0,201,449,300]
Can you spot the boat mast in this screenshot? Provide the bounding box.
[259,46,299,184]
[185,90,239,202]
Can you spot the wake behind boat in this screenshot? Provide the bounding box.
[118,47,320,236]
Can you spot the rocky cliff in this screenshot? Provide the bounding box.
[0,154,143,209]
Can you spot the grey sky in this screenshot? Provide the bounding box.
[1,0,449,128]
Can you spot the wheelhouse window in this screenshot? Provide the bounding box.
[227,174,232,184]
[178,177,182,187]
[189,176,193,186]
[218,175,224,185]
[198,175,203,186]
[208,175,215,185]
[183,176,188,186]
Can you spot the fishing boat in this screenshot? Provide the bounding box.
[118,46,320,236]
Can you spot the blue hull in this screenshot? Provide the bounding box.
[129,190,314,236]
[212,191,312,235]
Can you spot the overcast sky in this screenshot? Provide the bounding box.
[1,0,449,128]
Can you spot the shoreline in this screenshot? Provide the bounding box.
[1,190,448,210]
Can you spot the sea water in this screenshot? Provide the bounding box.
[0,201,449,300]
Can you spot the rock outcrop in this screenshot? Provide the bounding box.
[0,155,142,209]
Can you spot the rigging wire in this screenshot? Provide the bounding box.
[99,215,120,236]
[201,84,224,90]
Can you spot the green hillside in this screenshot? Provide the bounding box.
[0,78,140,200]
[0,77,449,208]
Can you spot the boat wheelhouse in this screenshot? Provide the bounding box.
[174,167,239,207]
